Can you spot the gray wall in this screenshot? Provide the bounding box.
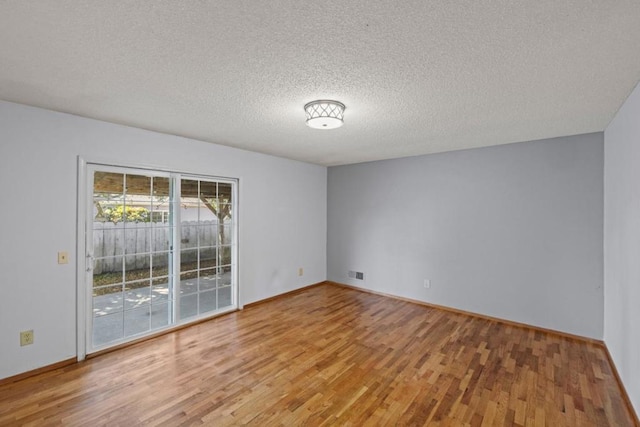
[0,100,327,380]
[328,133,604,339]
[604,81,640,416]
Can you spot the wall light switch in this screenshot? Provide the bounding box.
[58,251,69,264]
[298,267,304,276]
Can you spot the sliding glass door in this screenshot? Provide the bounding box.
[86,164,237,353]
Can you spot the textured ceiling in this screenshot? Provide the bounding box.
[1,1,640,166]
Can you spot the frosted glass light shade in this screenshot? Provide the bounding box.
[304,100,345,129]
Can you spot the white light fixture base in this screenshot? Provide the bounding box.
[304,100,345,129]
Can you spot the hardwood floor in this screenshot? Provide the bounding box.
[0,284,635,426]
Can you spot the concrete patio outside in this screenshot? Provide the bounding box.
[92,271,233,347]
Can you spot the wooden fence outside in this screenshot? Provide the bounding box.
[93,221,230,274]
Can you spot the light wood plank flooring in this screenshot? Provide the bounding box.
[0,284,635,426]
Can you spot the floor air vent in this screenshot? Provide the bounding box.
[348,270,364,280]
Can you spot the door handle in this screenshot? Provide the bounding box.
[86,254,95,272]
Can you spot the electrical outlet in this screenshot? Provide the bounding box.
[298,267,304,276]
[20,330,34,346]
[58,251,69,264]
[424,279,431,289]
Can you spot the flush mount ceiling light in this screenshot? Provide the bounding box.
[304,100,345,129]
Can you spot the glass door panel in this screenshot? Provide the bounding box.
[178,177,236,319]
[90,169,175,350]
